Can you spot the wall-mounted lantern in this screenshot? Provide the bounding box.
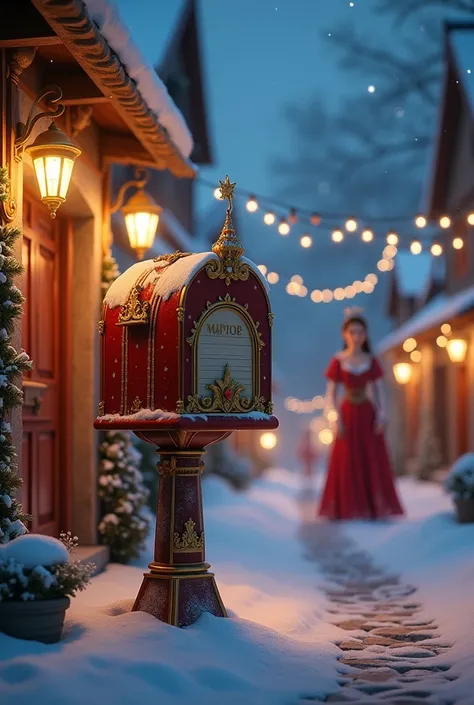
[446,338,468,364]
[393,361,413,385]
[111,168,162,260]
[16,85,81,218]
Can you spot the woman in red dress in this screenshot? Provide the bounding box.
[318,309,404,520]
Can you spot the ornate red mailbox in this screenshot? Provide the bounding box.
[95,177,278,627]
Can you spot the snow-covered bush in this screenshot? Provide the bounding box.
[98,431,150,562]
[445,453,474,499]
[0,166,33,543]
[0,532,93,601]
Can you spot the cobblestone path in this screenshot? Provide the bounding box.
[297,521,457,705]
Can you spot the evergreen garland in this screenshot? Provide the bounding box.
[97,252,150,563]
[0,167,33,543]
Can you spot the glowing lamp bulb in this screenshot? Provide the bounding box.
[393,362,412,385]
[411,350,422,363]
[267,272,279,284]
[453,237,464,250]
[415,215,427,228]
[278,218,290,236]
[436,335,448,348]
[362,229,374,242]
[264,211,276,225]
[310,213,321,226]
[332,229,344,243]
[345,218,357,232]
[257,264,267,275]
[446,338,468,363]
[213,187,222,199]
[410,240,422,255]
[246,195,258,212]
[467,213,474,226]
[318,428,334,445]
[288,208,298,224]
[440,216,451,229]
[441,323,451,336]
[260,432,277,450]
[403,337,417,353]
[431,243,443,256]
[386,232,399,245]
[300,234,312,248]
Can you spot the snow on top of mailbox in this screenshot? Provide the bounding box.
[104,252,269,309]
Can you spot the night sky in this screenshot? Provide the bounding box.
[116,0,443,464]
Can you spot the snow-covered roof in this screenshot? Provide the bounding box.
[104,252,269,309]
[377,285,474,354]
[83,0,193,160]
[449,27,474,116]
[394,252,433,297]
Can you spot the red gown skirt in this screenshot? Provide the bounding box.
[319,397,404,520]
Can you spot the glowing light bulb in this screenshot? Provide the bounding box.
[310,213,321,226]
[437,335,448,348]
[431,243,443,256]
[386,232,399,245]
[332,229,344,243]
[441,323,451,336]
[362,281,374,293]
[377,259,389,271]
[300,234,312,248]
[286,282,300,295]
[334,288,345,300]
[246,195,258,212]
[453,237,464,250]
[263,211,276,225]
[403,337,417,353]
[267,272,279,284]
[366,273,378,285]
[383,244,398,259]
[440,216,451,229]
[319,428,334,445]
[467,213,474,226]
[257,264,267,275]
[411,350,422,363]
[213,187,222,199]
[260,432,277,450]
[368,85,375,93]
[345,218,357,232]
[345,285,356,298]
[415,215,427,228]
[362,229,374,242]
[278,218,290,235]
[298,285,308,297]
[288,208,298,225]
[410,240,422,254]
[291,274,303,285]
[311,290,323,303]
[322,289,334,302]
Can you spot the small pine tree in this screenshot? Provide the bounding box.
[97,430,150,562]
[97,252,150,562]
[414,409,443,481]
[0,166,33,543]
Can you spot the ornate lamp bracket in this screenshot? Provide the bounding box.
[111,167,150,214]
[14,84,65,158]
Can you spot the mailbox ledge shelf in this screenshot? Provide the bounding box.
[94,414,279,432]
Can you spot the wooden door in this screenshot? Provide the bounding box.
[20,193,71,536]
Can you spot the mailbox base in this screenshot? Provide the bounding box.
[133,568,227,627]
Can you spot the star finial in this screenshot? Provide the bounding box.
[218,175,236,205]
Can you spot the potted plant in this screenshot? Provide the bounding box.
[445,453,474,523]
[0,531,94,643]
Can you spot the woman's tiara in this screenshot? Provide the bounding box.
[344,306,365,321]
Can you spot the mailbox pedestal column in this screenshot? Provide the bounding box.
[132,446,227,627]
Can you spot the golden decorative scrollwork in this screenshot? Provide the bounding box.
[186,295,263,349]
[186,364,266,414]
[268,312,275,327]
[98,320,105,334]
[98,401,105,417]
[158,457,177,476]
[117,285,150,326]
[175,399,185,414]
[265,401,274,415]
[205,256,251,286]
[176,306,185,322]
[153,250,191,266]
[130,396,142,413]
[173,518,204,552]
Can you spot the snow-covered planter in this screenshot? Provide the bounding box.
[0,532,94,643]
[445,453,474,523]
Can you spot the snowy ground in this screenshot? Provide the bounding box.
[0,469,473,704]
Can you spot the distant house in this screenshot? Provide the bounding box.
[112,0,212,271]
[378,22,474,479]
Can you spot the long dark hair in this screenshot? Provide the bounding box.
[342,315,372,353]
